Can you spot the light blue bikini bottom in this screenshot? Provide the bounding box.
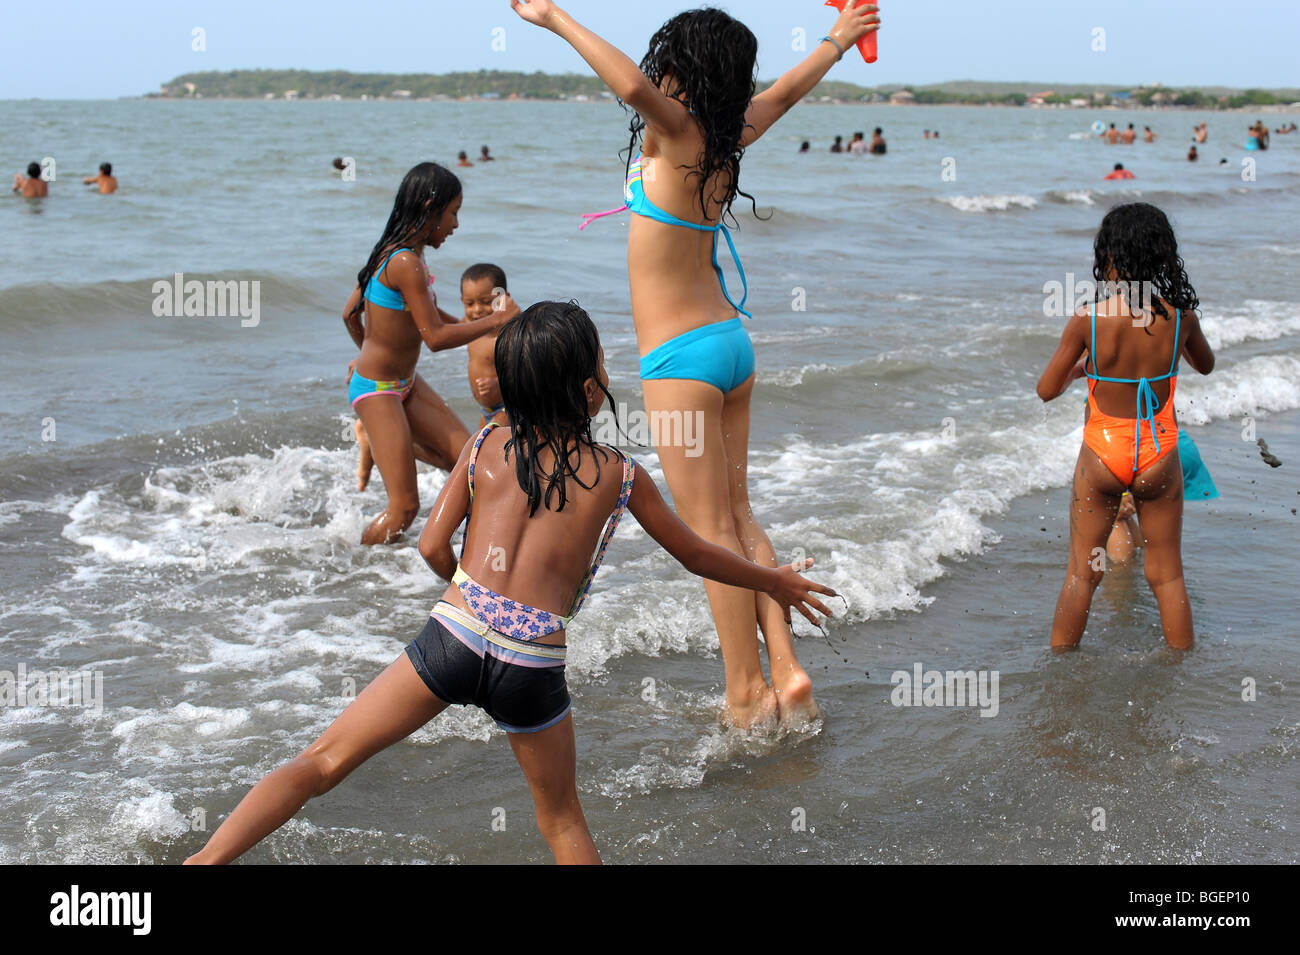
[638,318,755,393]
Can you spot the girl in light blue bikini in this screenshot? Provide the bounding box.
[514,0,879,728]
[341,162,516,545]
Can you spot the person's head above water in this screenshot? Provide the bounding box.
[26,162,40,179]
[350,162,463,317]
[873,127,883,135]
[1113,163,1125,170]
[630,7,759,222]
[494,300,618,516]
[332,157,346,170]
[99,162,112,176]
[1092,202,1199,324]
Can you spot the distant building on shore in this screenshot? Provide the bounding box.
[889,89,915,105]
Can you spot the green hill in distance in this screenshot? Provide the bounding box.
[151,69,1300,109]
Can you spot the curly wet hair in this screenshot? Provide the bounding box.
[625,7,763,226]
[1092,202,1199,330]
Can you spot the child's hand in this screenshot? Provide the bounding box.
[771,557,837,626]
[472,376,499,405]
[510,0,559,29]
[830,2,880,50]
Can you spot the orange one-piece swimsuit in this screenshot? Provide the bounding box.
[1082,303,1181,485]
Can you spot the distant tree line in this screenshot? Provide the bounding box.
[150,70,1298,109]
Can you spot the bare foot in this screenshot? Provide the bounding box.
[721,682,779,731]
[354,419,374,491]
[771,663,821,728]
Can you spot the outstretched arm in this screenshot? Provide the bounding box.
[741,3,880,146]
[388,252,512,352]
[626,463,835,625]
[511,1,688,133]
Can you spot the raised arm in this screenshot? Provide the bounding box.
[626,462,835,624]
[1036,309,1089,402]
[741,2,880,146]
[511,1,688,133]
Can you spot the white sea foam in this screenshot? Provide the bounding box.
[1197,300,1300,350]
[938,194,1038,213]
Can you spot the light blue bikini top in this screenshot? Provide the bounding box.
[364,247,413,311]
[579,153,751,318]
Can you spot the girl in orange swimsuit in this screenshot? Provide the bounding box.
[1037,202,1215,650]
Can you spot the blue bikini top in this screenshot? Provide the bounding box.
[364,247,413,311]
[581,153,750,319]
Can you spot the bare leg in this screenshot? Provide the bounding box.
[185,654,447,864]
[718,374,818,723]
[507,715,600,865]
[1130,450,1193,648]
[1050,446,1125,649]
[640,377,778,729]
[357,415,438,491]
[405,376,470,473]
[354,396,420,545]
[354,418,376,491]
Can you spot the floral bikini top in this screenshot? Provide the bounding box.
[452,423,636,641]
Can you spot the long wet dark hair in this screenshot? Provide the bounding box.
[1093,202,1199,331]
[348,162,462,320]
[495,301,618,516]
[626,7,763,226]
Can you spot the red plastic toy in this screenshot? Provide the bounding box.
[824,0,878,63]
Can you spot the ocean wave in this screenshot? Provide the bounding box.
[1045,189,1099,206]
[934,194,1038,213]
[0,272,335,326]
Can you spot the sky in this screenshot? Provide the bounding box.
[4,0,1298,99]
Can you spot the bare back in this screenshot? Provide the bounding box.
[442,428,628,628]
[1086,295,1189,417]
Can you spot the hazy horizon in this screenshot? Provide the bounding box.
[3,0,1298,100]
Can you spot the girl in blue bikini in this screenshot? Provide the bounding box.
[513,0,879,727]
[341,162,516,545]
[186,301,835,865]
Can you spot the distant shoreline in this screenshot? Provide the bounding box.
[18,97,1293,113]
[144,70,1300,111]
